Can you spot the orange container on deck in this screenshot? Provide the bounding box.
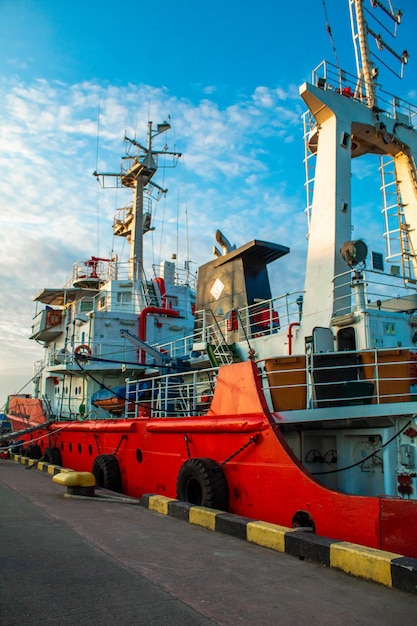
[361,349,410,403]
[265,356,307,411]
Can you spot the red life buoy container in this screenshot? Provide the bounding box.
[74,344,92,358]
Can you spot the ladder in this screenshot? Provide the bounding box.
[144,280,162,307]
[380,155,413,279]
[206,314,239,367]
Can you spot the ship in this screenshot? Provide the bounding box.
[5,0,417,559]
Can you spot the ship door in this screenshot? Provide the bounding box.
[337,326,356,351]
[312,327,334,353]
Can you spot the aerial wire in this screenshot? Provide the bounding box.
[176,187,180,271]
[321,0,341,72]
[158,150,168,265]
[180,156,191,280]
[95,99,101,256]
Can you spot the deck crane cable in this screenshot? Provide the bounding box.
[321,0,341,72]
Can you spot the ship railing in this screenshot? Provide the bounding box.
[124,366,217,418]
[153,293,303,366]
[33,359,44,378]
[30,308,64,340]
[70,259,116,285]
[332,267,417,317]
[311,60,417,128]
[193,292,303,344]
[154,335,196,361]
[151,263,197,291]
[260,346,417,413]
[236,294,302,341]
[113,201,152,237]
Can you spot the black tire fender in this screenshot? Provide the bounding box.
[25,444,42,459]
[44,446,62,466]
[92,454,122,493]
[176,457,229,511]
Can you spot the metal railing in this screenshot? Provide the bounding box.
[332,267,417,318]
[310,60,417,128]
[125,366,217,418]
[260,346,416,413]
[119,345,417,421]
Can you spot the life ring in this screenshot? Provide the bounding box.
[176,457,229,510]
[74,344,92,358]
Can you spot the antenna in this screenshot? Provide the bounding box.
[95,99,101,172]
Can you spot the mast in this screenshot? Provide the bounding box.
[349,0,408,108]
[351,0,377,108]
[94,121,181,282]
[295,0,416,348]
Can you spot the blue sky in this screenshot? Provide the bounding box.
[0,0,416,409]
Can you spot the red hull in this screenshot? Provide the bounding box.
[8,361,417,559]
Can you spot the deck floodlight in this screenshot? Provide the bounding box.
[340,240,368,268]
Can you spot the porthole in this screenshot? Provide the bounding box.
[78,443,82,454]
[69,442,72,453]
[136,449,143,463]
[88,444,93,456]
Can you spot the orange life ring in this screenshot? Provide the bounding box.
[74,344,92,358]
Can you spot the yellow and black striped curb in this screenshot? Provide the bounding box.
[11,454,71,476]
[140,494,417,596]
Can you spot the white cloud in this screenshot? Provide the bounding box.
[0,75,308,408]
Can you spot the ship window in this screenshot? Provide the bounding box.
[341,132,350,148]
[136,449,143,463]
[78,443,82,454]
[98,296,106,309]
[80,300,93,312]
[167,297,178,308]
[88,444,93,456]
[117,292,132,303]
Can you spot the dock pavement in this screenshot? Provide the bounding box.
[1,458,416,625]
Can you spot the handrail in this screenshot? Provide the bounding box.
[260,346,416,413]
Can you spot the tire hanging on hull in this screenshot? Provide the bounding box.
[176,458,229,511]
[25,444,42,460]
[44,446,62,466]
[92,454,122,493]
